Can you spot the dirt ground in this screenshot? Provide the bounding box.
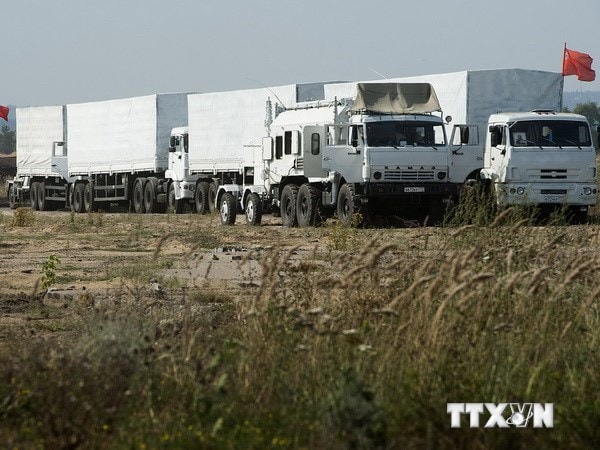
[0,206,436,335]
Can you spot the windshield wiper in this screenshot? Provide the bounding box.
[556,138,581,149]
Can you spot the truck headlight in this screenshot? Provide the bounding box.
[437,171,446,180]
[373,171,382,180]
[516,187,525,195]
[584,187,593,195]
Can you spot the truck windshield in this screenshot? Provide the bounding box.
[510,120,591,148]
[365,121,446,147]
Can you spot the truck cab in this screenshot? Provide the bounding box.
[256,83,465,225]
[166,126,198,203]
[480,110,597,221]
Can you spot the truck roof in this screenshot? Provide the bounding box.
[488,111,589,123]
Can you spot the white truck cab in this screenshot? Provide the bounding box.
[480,110,597,221]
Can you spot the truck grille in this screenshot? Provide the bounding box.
[526,169,579,181]
[384,170,435,181]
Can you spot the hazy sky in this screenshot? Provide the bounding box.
[2,0,599,106]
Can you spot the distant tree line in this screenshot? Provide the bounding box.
[0,125,16,154]
[563,102,600,149]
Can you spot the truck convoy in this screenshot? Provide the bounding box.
[6,69,597,225]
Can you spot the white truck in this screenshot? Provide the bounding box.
[480,110,597,222]
[8,93,190,212]
[174,81,456,226]
[8,105,72,210]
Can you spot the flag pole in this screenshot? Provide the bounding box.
[560,43,566,111]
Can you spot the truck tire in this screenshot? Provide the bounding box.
[72,183,86,213]
[336,184,355,227]
[208,182,218,213]
[30,182,39,210]
[280,184,299,227]
[37,182,47,211]
[144,179,159,213]
[426,198,445,226]
[296,184,321,227]
[219,192,236,225]
[133,178,146,214]
[168,183,184,214]
[245,192,262,226]
[84,182,98,213]
[195,181,209,214]
[568,206,588,225]
[8,185,17,209]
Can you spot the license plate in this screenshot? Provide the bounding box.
[404,187,425,193]
[543,195,562,203]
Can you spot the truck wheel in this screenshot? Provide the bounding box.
[568,206,588,225]
[336,184,355,227]
[37,182,47,211]
[133,179,146,214]
[84,182,98,213]
[72,183,86,213]
[8,185,17,209]
[144,179,158,213]
[280,184,299,227]
[168,183,184,214]
[426,198,445,226]
[219,192,236,225]
[297,184,322,227]
[208,182,218,213]
[245,193,263,226]
[30,182,39,210]
[195,181,209,214]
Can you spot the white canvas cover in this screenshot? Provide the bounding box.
[187,85,299,173]
[67,93,188,175]
[351,83,441,114]
[326,69,563,145]
[16,105,66,177]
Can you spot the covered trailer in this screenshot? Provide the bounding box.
[67,93,188,175]
[186,83,329,174]
[65,93,189,213]
[169,82,335,214]
[325,69,563,143]
[8,105,71,209]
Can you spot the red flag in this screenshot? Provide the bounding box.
[562,47,596,81]
[0,105,8,122]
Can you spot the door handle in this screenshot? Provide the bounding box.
[323,156,332,161]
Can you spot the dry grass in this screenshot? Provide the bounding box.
[0,211,599,448]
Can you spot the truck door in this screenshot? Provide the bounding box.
[487,125,508,179]
[303,126,328,178]
[448,124,483,182]
[322,124,363,182]
[51,141,68,178]
[169,133,188,181]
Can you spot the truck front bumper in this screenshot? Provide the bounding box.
[496,182,597,206]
